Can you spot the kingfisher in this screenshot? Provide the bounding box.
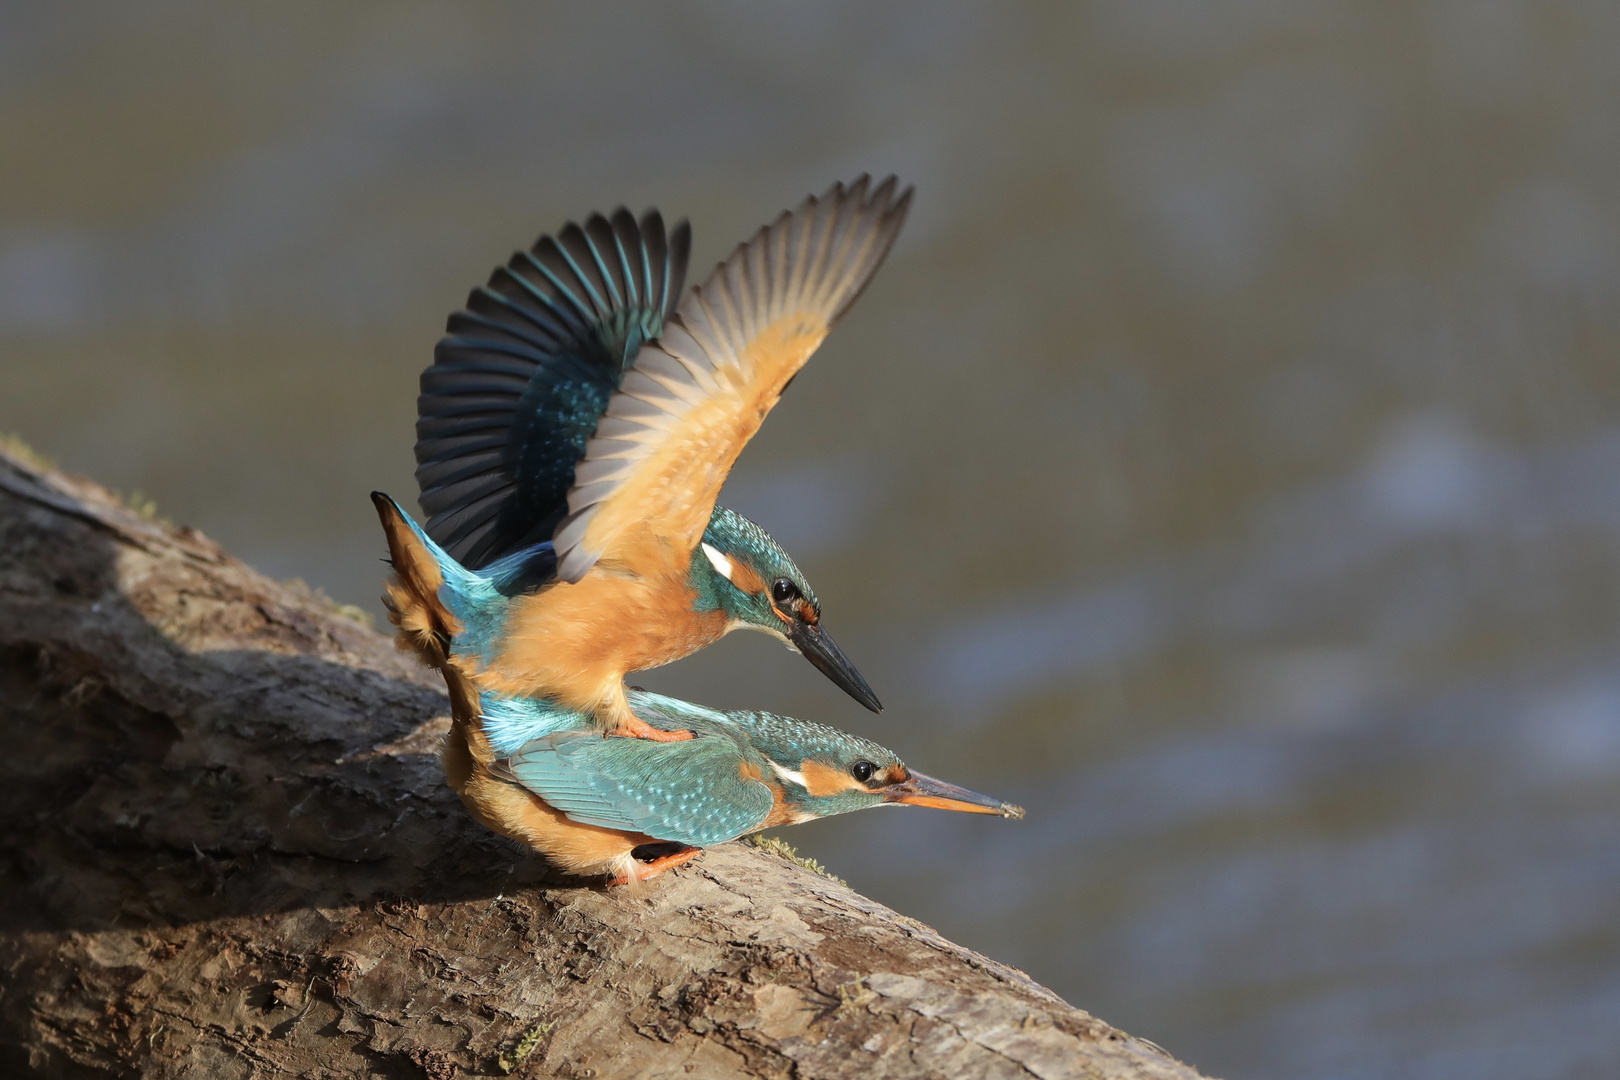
[409,175,910,741]
[474,687,1023,886]
[373,490,1021,884]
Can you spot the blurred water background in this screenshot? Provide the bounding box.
[5,4,1620,1077]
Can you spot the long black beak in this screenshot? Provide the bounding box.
[787,619,883,713]
[883,770,1024,818]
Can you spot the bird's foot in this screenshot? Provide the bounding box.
[610,844,702,886]
[607,714,694,742]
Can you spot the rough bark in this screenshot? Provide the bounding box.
[0,446,1210,1080]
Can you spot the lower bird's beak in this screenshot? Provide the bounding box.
[788,620,883,713]
[883,770,1025,818]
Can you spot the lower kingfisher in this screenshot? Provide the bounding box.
[407,176,910,741]
[374,490,1022,884]
[470,684,1022,885]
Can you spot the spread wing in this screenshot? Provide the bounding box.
[415,209,691,569]
[498,729,774,848]
[551,175,912,582]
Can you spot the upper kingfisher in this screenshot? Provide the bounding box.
[408,175,910,741]
[372,493,1021,884]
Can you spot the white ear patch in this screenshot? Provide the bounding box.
[701,542,735,582]
[768,760,809,790]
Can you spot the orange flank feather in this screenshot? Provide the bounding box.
[761,780,810,829]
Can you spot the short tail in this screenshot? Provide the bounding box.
[372,491,466,669]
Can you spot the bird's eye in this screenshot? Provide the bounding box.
[772,578,799,604]
[851,761,875,783]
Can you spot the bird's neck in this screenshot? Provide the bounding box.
[685,543,732,616]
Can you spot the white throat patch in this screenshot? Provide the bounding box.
[700,542,735,582]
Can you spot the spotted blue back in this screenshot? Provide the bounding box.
[500,713,775,848]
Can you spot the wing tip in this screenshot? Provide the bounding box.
[548,176,912,580]
[683,172,914,330]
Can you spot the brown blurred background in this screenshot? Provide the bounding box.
[5,4,1620,1077]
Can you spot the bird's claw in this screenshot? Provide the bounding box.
[608,716,695,742]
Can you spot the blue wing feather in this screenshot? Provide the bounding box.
[502,723,774,848]
[416,208,690,570]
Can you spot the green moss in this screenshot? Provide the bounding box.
[327,601,375,630]
[0,432,55,472]
[281,578,376,630]
[498,1019,551,1074]
[745,833,847,887]
[835,975,876,1014]
[0,434,179,529]
[122,489,166,524]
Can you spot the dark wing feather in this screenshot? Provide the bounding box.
[415,208,692,569]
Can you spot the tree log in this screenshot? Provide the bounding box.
[0,446,1210,1080]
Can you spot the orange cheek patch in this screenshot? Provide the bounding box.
[800,759,859,797]
[729,561,765,595]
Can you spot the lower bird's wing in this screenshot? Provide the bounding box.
[496,728,775,849]
[416,209,690,569]
[551,175,912,583]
